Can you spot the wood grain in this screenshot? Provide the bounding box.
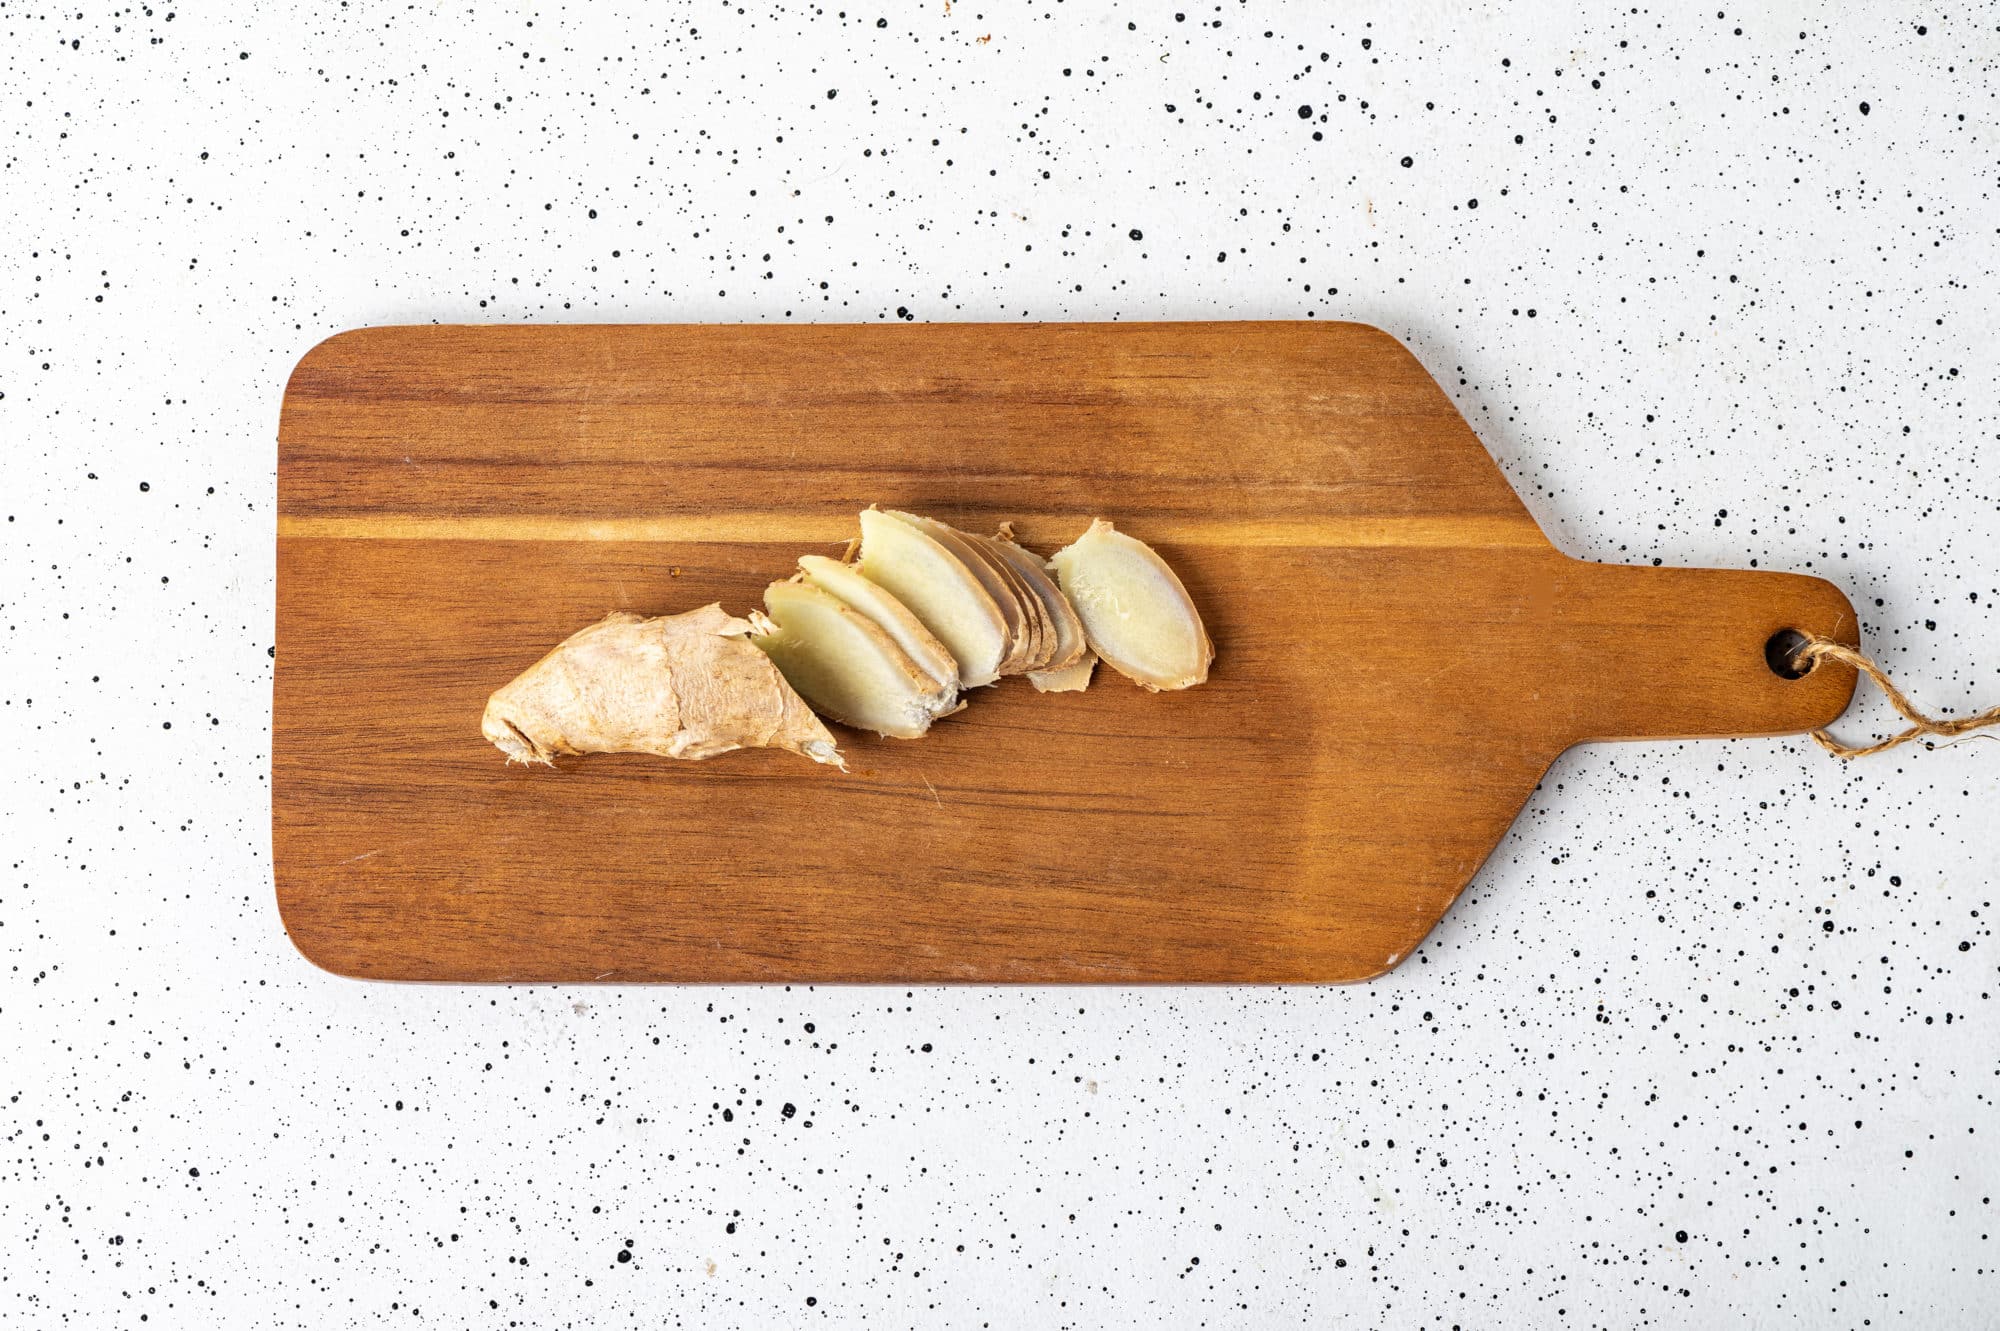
[273,322,1859,983]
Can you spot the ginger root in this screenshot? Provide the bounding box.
[482,605,843,767]
[1047,520,1213,691]
[483,511,1213,771]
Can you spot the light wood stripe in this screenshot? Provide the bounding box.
[275,512,1551,549]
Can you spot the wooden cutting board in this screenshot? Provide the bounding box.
[274,322,1858,984]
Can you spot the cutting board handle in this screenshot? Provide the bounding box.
[1549,561,1859,744]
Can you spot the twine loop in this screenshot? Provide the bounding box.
[1792,635,2000,760]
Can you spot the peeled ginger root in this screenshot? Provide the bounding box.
[482,605,843,768]
[751,580,961,739]
[1047,520,1213,691]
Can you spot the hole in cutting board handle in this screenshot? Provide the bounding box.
[1765,628,1816,680]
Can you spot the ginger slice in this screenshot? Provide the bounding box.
[984,526,1088,672]
[978,540,1056,669]
[481,605,843,767]
[887,511,1039,674]
[855,508,1009,687]
[986,524,1092,689]
[753,581,960,739]
[1046,520,1213,691]
[1027,655,1096,694]
[796,554,960,692]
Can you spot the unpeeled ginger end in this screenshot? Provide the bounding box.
[481,605,844,768]
[1046,520,1213,691]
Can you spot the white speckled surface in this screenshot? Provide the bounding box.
[5,3,1997,1326]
